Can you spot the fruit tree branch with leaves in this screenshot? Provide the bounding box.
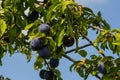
[0,0,120,80]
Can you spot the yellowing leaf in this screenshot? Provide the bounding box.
[0,19,7,38]
[98,50,104,54]
[75,59,85,70]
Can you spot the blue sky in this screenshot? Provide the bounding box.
[0,0,120,80]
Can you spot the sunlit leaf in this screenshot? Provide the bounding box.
[57,29,65,47]
[0,19,7,38]
[24,23,34,30]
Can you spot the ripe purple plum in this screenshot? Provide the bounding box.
[28,10,39,22]
[44,71,56,80]
[63,35,75,47]
[44,0,48,3]
[30,37,44,51]
[50,58,59,68]
[97,62,107,74]
[39,69,47,79]
[38,47,50,59]
[38,23,50,34]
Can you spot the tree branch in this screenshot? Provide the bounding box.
[62,54,76,62]
[80,32,94,46]
[62,54,101,79]
[80,32,100,51]
[65,43,92,54]
[88,26,105,32]
[88,26,115,36]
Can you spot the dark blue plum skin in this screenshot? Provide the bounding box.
[30,37,44,51]
[38,47,50,59]
[63,35,75,47]
[38,23,50,34]
[28,10,39,22]
[97,62,107,74]
[39,69,47,79]
[44,0,48,3]
[44,71,54,80]
[50,58,59,68]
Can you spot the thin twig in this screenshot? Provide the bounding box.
[80,32,94,46]
[44,59,51,70]
[62,54,76,62]
[80,32,100,51]
[65,43,92,54]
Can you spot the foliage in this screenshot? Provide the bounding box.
[0,0,120,80]
[0,75,10,80]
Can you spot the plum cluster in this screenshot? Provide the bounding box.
[30,23,50,59]
[30,22,75,58]
[30,23,60,79]
[39,58,59,80]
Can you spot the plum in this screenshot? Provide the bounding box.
[97,62,107,74]
[3,37,10,43]
[44,0,48,3]
[39,69,47,79]
[44,70,57,80]
[50,58,59,68]
[63,35,75,47]
[1,0,4,8]
[44,71,53,80]
[38,23,50,34]
[30,37,44,51]
[38,47,50,59]
[28,10,39,22]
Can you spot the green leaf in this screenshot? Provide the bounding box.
[0,75,4,80]
[61,1,74,13]
[6,78,11,80]
[52,69,63,80]
[102,20,111,30]
[94,33,102,47]
[24,23,34,30]
[57,29,65,47]
[34,56,43,70]
[84,72,89,80]
[76,67,84,77]
[69,61,79,72]
[97,11,101,17]
[9,27,18,37]
[112,28,120,33]
[78,50,87,57]
[83,7,94,14]
[8,44,14,56]
[0,19,7,38]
